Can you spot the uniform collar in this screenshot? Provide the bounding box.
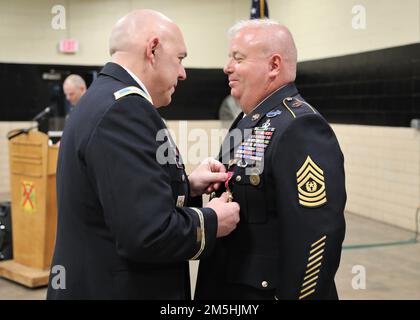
[236,82,298,129]
[99,62,153,103]
[218,83,299,163]
[119,65,153,104]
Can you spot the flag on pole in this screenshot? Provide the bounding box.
[250,0,269,19]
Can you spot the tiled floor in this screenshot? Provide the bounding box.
[335,213,420,299]
[0,212,419,300]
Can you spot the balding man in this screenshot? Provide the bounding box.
[47,10,239,299]
[63,74,87,107]
[195,19,346,300]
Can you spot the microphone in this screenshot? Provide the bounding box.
[7,106,52,140]
[32,107,51,122]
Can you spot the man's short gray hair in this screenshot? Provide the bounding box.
[227,19,298,82]
[228,19,281,38]
[63,74,86,89]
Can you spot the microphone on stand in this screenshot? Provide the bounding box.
[7,106,52,140]
[32,106,51,122]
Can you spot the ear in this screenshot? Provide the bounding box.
[268,54,282,78]
[146,37,160,63]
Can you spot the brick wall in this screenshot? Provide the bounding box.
[333,124,420,232]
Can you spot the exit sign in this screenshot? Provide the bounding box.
[59,39,79,53]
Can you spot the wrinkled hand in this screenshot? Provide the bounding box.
[188,158,227,197]
[206,192,240,237]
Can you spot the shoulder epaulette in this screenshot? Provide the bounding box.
[282,97,317,118]
[113,86,151,104]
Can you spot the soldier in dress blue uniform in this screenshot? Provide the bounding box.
[47,10,240,300]
[195,20,346,300]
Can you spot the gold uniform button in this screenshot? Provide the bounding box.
[235,175,242,182]
[250,174,260,186]
[262,281,268,288]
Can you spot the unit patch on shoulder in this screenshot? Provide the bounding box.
[113,86,151,103]
[296,156,327,208]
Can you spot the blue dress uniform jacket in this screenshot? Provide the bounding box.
[47,62,217,299]
[195,83,346,300]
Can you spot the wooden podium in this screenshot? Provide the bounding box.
[0,131,58,287]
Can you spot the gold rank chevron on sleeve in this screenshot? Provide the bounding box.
[296,156,327,208]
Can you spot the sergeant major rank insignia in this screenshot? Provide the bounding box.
[296,156,327,208]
